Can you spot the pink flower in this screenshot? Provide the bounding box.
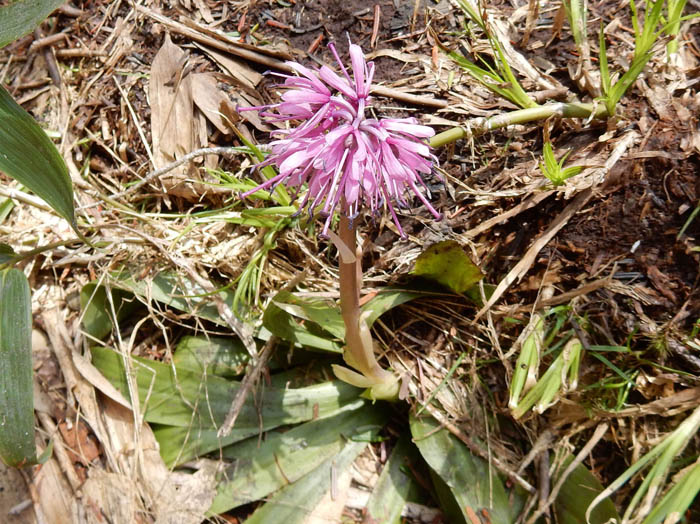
[240,41,440,236]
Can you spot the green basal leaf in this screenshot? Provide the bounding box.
[209,404,381,515]
[0,268,35,466]
[172,335,251,378]
[272,290,346,339]
[0,0,66,49]
[365,436,419,524]
[80,282,139,340]
[413,240,483,295]
[265,287,426,354]
[91,346,363,465]
[236,426,377,523]
[263,298,343,353]
[411,414,522,524]
[362,288,423,328]
[0,243,16,265]
[0,84,75,227]
[554,455,620,524]
[108,268,234,327]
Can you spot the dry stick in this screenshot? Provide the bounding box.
[217,270,307,437]
[110,146,240,199]
[414,396,536,494]
[217,335,278,438]
[33,28,61,87]
[525,423,609,524]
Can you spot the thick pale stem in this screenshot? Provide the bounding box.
[429,102,611,149]
[338,213,389,380]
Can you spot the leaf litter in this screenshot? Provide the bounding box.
[0,0,699,522]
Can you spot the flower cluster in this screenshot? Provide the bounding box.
[240,41,440,236]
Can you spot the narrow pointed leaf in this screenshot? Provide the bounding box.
[0,269,35,466]
[411,414,521,524]
[0,0,66,49]
[0,84,74,226]
[365,436,420,523]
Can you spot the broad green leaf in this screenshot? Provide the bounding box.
[362,288,423,328]
[0,268,35,466]
[0,83,75,227]
[413,241,483,295]
[108,269,233,327]
[80,283,139,340]
[365,436,420,523]
[209,404,381,515]
[554,455,619,524]
[272,290,345,339]
[410,414,520,524]
[430,468,468,524]
[172,335,251,378]
[0,243,16,265]
[0,0,66,49]
[264,288,427,353]
[90,346,362,465]
[238,427,377,523]
[262,298,343,353]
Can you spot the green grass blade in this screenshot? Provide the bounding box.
[0,84,75,227]
[0,0,66,49]
[411,414,521,524]
[642,459,700,524]
[0,269,35,466]
[365,436,420,523]
[208,404,381,514]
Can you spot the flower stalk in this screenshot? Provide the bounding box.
[331,210,399,400]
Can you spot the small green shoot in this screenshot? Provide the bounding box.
[450,0,538,109]
[512,338,583,419]
[665,0,688,56]
[598,0,694,115]
[509,314,544,409]
[540,142,584,186]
